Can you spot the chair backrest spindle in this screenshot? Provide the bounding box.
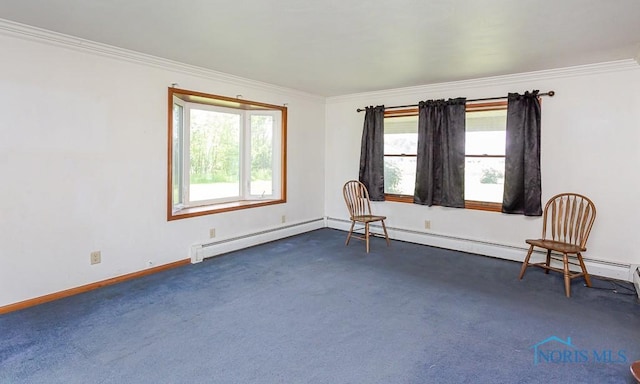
[541,193,596,249]
[343,180,372,218]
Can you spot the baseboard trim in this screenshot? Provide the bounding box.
[326,217,633,282]
[3,219,325,315]
[0,259,190,315]
[4,219,632,315]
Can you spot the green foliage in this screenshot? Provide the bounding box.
[188,111,274,185]
[480,168,503,184]
[189,109,240,184]
[384,162,402,193]
[250,116,273,182]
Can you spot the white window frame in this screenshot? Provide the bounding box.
[168,88,286,221]
[180,101,244,206]
[245,110,282,200]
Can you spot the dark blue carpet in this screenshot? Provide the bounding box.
[2,229,639,383]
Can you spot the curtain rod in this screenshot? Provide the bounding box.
[356,90,555,112]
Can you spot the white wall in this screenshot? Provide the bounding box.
[0,29,326,307]
[325,61,640,272]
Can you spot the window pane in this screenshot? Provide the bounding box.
[189,109,240,201]
[466,131,505,155]
[172,103,183,206]
[465,157,505,203]
[384,156,416,195]
[384,114,417,195]
[384,115,418,154]
[250,115,273,196]
[465,110,506,155]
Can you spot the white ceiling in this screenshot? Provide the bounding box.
[1,0,639,96]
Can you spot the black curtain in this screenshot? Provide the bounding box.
[358,105,385,201]
[414,98,466,207]
[502,90,542,216]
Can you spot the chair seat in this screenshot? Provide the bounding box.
[525,239,586,254]
[351,215,387,223]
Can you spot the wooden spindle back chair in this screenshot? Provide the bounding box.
[342,180,390,253]
[519,193,597,297]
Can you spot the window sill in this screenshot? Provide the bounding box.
[383,194,502,212]
[168,198,285,221]
[464,200,502,212]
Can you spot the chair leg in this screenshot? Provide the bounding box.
[381,220,390,246]
[365,222,370,253]
[544,250,551,274]
[576,252,592,287]
[519,245,535,279]
[345,221,355,246]
[563,253,571,298]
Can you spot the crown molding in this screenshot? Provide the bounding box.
[0,18,324,102]
[1,18,637,104]
[327,59,640,104]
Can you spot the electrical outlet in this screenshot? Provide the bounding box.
[209,228,216,238]
[90,251,101,265]
[281,215,286,224]
[424,220,431,230]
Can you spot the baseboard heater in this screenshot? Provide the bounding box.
[190,218,325,263]
[326,216,633,282]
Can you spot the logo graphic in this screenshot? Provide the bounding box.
[531,336,627,365]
